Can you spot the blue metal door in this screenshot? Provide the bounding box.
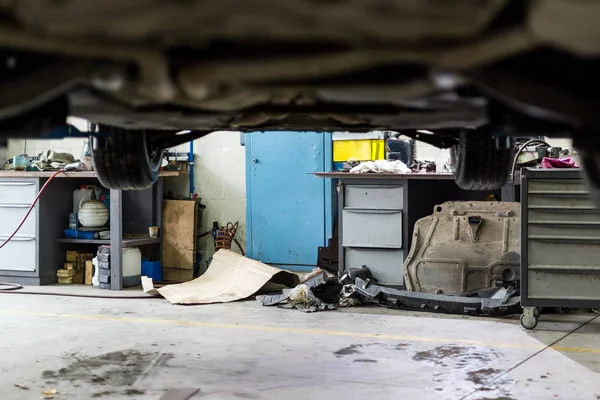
[246,131,332,271]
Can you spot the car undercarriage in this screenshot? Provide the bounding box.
[1,0,599,197]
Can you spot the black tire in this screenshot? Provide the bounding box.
[452,128,513,191]
[91,126,163,190]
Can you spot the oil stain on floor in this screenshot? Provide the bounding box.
[42,349,172,397]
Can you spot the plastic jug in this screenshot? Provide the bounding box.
[78,188,109,228]
[73,185,100,214]
[122,248,142,287]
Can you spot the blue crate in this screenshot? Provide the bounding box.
[141,260,162,281]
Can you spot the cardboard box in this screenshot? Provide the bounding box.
[75,253,94,284]
[64,262,74,270]
[85,261,93,285]
[56,269,75,278]
[66,250,78,262]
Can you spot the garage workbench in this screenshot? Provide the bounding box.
[315,172,503,286]
[0,170,185,289]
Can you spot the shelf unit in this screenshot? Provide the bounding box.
[57,237,161,247]
[0,171,186,289]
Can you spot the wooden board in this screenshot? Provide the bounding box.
[162,200,197,269]
[162,267,194,282]
[85,261,94,285]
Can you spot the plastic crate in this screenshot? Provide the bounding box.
[141,260,162,281]
[333,139,385,162]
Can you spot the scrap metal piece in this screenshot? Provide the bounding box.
[354,277,520,317]
[256,271,340,311]
[339,266,376,285]
[404,201,521,294]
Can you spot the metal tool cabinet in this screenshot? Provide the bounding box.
[520,168,600,329]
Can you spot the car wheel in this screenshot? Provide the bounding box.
[452,128,513,191]
[91,126,163,190]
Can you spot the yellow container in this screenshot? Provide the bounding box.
[333,139,385,162]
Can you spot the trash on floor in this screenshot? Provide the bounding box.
[143,250,299,304]
[257,269,341,312]
[260,264,521,317]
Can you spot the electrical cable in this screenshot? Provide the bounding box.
[509,139,551,183]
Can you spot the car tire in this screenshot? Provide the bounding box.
[91,126,163,190]
[452,128,513,191]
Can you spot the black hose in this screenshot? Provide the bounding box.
[0,282,157,299]
[0,282,23,291]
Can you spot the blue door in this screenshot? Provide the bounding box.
[246,131,333,271]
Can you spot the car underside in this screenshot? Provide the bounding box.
[1,0,600,198]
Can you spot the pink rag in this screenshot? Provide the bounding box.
[541,157,578,169]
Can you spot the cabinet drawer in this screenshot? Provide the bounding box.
[0,237,36,271]
[344,184,403,209]
[344,247,404,285]
[0,180,37,203]
[343,209,402,247]
[0,205,36,237]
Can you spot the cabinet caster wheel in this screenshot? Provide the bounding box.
[520,313,538,330]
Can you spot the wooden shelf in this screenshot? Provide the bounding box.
[0,170,188,178]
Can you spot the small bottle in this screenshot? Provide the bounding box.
[69,213,78,230]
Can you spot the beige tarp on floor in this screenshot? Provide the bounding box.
[143,249,299,304]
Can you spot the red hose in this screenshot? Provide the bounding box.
[0,169,65,250]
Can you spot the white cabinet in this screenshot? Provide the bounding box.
[0,179,38,272]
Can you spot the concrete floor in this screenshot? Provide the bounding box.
[1,286,599,400]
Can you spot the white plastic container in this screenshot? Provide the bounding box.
[73,185,100,214]
[91,257,99,287]
[122,247,142,287]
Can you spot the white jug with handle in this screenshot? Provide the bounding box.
[78,188,109,228]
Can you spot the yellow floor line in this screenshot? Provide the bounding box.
[2,309,599,354]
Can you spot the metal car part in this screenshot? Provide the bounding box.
[354,277,521,317]
[403,201,521,294]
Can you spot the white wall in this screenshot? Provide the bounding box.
[168,131,247,266]
[6,138,87,159]
[413,140,451,171]
[5,117,90,160]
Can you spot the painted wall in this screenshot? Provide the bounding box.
[167,131,247,267]
[7,138,87,160]
[5,117,90,160]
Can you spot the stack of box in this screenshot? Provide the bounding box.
[75,253,94,284]
[56,258,75,284]
[97,245,111,289]
[57,251,93,284]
